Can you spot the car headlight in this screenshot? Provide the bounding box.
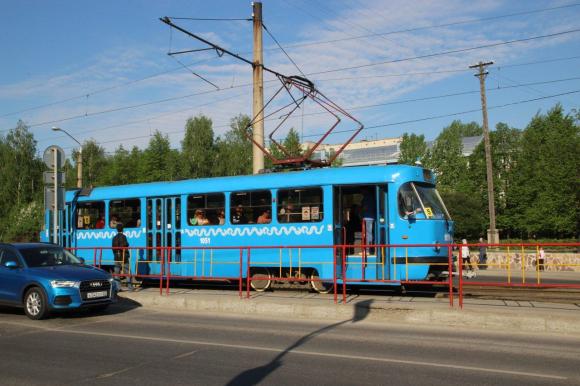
[50,280,80,288]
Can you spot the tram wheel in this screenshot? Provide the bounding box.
[309,271,333,294]
[250,268,272,292]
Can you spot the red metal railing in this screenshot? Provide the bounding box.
[67,242,580,308]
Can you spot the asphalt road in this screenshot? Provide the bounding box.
[1,301,579,386]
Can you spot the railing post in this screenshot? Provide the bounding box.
[448,245,454,308]
[159,249,164,296]
[521,245,526,284]
[405,248,409,281]
[341,244,347,303]
[166,247,171,296]
[536,244,540,285]
[458,245,463,309]
[393,248,397,281]
[507,246,511,284]
[239,248,243,299]
[333,246,337,304]
[246,247,251,299]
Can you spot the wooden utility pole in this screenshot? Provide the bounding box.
[470,61,498,244]
[252,1,264,174]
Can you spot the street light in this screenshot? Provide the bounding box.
[52,127,83,189]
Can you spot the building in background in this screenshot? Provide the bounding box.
[303,136,483,166]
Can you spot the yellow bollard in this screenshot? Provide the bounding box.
[393,248,397,281]
[521,245,525,284]
[298,248,302,279]
[202,249,206,277]
[279,248,283,278]
[210,249,213,277]
[536,245,540,284]
[507,246,511,284]
[382,246,385,280]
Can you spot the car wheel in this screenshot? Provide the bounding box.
[24,287,49,320]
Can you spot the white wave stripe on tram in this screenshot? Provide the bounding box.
[76,230,143,240]
[74,225,324,240]
[182,225,325,238]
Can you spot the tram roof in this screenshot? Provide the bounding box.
[67,164,429,201]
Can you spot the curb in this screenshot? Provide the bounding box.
[119,291,580,336]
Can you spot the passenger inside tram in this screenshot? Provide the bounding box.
[257,209,272,224]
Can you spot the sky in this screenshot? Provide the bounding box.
[1,0,579,157]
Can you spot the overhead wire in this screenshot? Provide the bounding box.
[308,27,580,76]
[3,3,578,118]
[60,87,580,150]
[301,89,580,139]
[271,2,580,51]
[53,77,580,148]
[262,23,306,78]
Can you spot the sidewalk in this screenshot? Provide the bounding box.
[119,287,580,336]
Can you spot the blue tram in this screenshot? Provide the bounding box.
[41,164,454,292]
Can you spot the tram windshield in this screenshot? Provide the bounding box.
[398,182,450,220]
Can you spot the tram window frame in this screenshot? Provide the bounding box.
[277,187,323,223]
[230,190,272,225]
[76,201,105,230]
[109,199,142,229]
[187,193,225,226]
[397,182,449,220]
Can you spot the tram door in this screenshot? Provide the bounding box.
[333,185,389,280]
[146,197,182,272]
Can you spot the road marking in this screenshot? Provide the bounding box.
[54,329,566,380]
[173,349,202,359]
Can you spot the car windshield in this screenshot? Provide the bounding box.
[19,247,82,268]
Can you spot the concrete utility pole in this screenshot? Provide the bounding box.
[252,1,264,174]
[469,61,498,244]
[52,127,83,188]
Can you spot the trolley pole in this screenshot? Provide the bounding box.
[470,61,498,244]
[252,1,265,174]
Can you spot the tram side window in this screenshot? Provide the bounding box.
[187,193,225,226]
[76,201,105,230]
[230,190,271,225]
[278,188,323,223]
[110,199,141,228]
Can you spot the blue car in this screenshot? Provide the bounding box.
[0,242,118,319]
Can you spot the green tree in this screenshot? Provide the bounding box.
[143,131,180,182]
[441,191,485,239]
[424,120,481,191]
[398,133,427,165]
[467,122,522,233]
[181,115,215,179]
[282,128,302,157]
[506,105,579,238]
[100,145,133,186]
[0,121,43,241]
[214,115,253,176]
[266,127,303,168]
[74,140,107,188]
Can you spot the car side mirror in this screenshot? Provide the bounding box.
[4,261,19,269]
[79,257,85,264]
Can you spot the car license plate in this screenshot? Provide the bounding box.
[87,291,108,299]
